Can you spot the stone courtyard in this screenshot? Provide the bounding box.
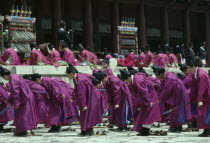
[0,122,209,143]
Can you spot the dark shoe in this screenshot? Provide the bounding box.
[95,131,99,135]
[56,125,62,132]
[169,126,182,133]
[198,132,209,137]
[198,129,210,137]
[176,126,182,132]
[160,130,168,136]
[0,124,4,133]
[191,121,197,129]
[101,130,107,135]
[14,131,28,136]
[78,131,88,136]
[140,127,150,136]
[116,127,125,132]
[88,128,94,136]
[48,125,57,133]
[107,123,115,128]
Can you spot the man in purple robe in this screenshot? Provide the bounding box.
[0,83,14,132]
[22,75,49,124]
[0,66,37,136]
[140,46,154,67]
[91,78,106,114]
[118,49,135,67]
[89,51,99,65]
[119,69,161,136]
[92,58,113,76]
[152,65,192,132]
[179,64,197,130]
[166,50,178,67]
[101,58,113,75]
[25,43,59,67]
[66,63,102,136]
[94,71,133,131]
[48,43,62,62]
[30,73,77,133]
[154,49,167,68]
[0,42,21,65]
[187,63,210,137]
[59,42,77,66]
[135,49,146,67]
[78,44,92,63]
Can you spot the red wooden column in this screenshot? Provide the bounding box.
[137,1,146,51]
[52,0,61,49]
[83,0,94,51]
[161,7,169,43]
[205,13,210,65]
[184,9,191,49]
[111,0,119,53]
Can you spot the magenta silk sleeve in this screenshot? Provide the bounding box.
[77,80,87,108]
[9,80,21,108]
[197,75,208,102]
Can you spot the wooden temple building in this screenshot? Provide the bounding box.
[0,0,210,58]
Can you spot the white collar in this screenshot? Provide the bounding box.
[131,75,134,84]
[32,48,36,51]
[200,46,205,51]
[75,74,78,84]
[195,67,198,79]
[101,82,104,88]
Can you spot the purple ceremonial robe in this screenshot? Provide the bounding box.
[163,54,169,64]
[49,49,62,62]
[105,54,113,59]
[118,53,135,67]
[105,75,133,127]
[93,68,113,76]
[168,53,178,66]
[181,73,196,121]
[23,79,49,124]
[89,52,99,65]
[158,72,192,128]
[74,74,102,131]
[148,76,161,92]
[79,50,91,63]
[141,51,154,67]
[102,68,113,75]
[181,73,194,96]
[135,53,146,67]
[0,48,21,65]
[127,73,161,132]
[41,77,77,127]
[0,85,13,123]
[25,49,59,67]
[8,74,37,133]
[154,53,167,68]
[53,78,78,125]
[190,68,210,129]
[95,89,107,114]
[62,49,77,66]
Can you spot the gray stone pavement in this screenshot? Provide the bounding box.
[0,123,209,143]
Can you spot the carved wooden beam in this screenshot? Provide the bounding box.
[165,0,177,6]
[187,0,201,8]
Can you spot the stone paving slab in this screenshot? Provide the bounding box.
[0,123,209,143]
